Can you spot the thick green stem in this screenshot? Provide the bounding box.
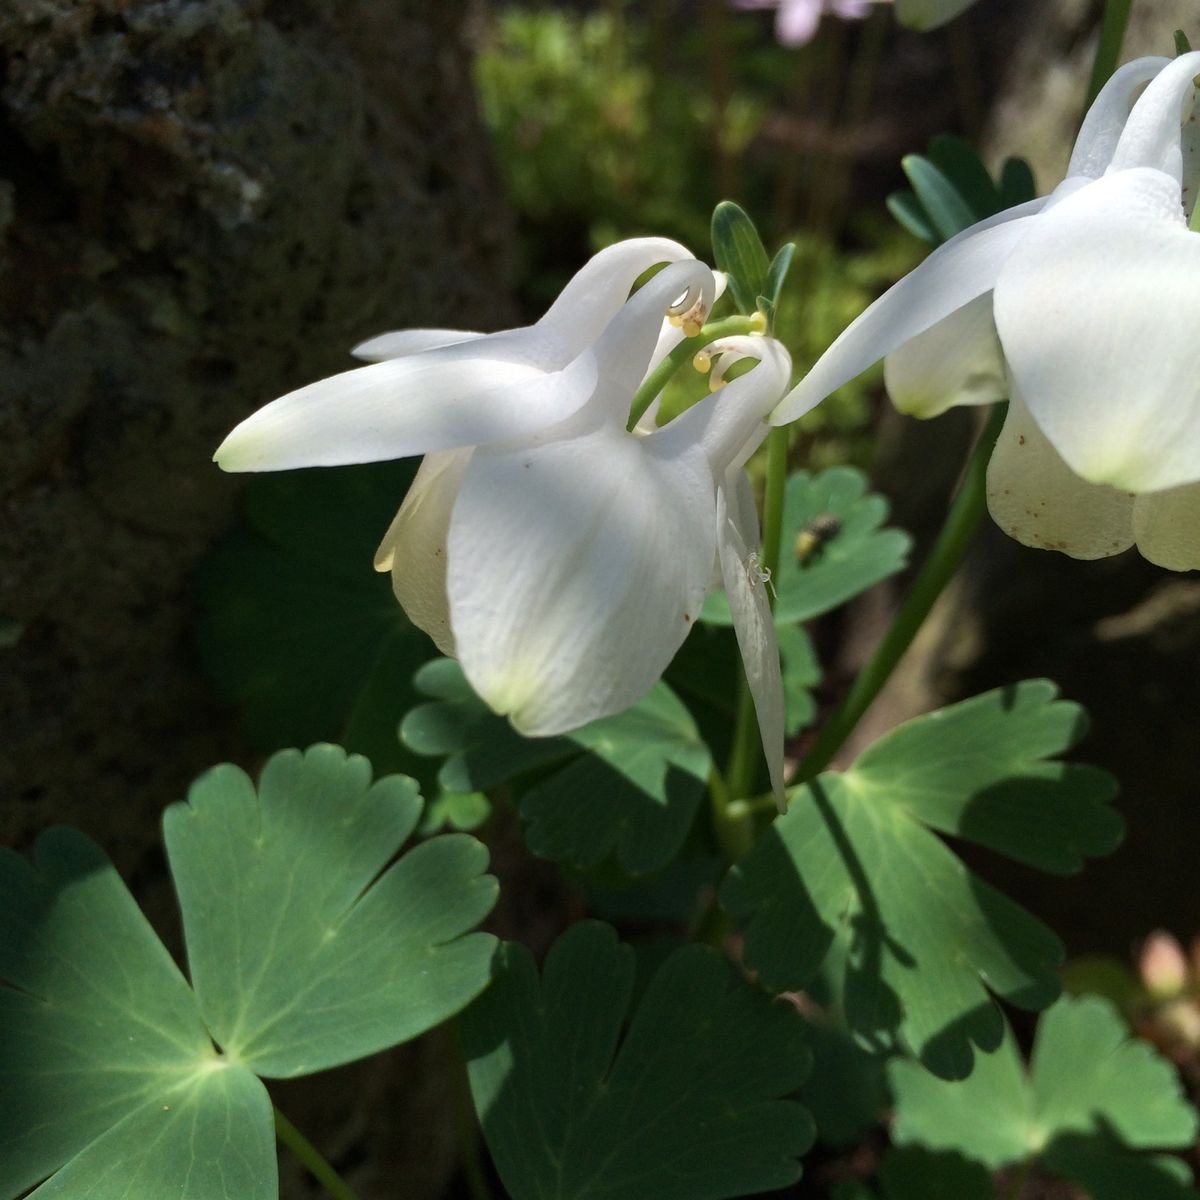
[626,314,759,430]
[1085,0,1133,108]
[795,404,1006,784]
[274,1105,362,1200]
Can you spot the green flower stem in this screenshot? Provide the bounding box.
[274,1105,362,1200]
[794,403,1007,786]
[625,314,760,431]
[1085,0,1133,108]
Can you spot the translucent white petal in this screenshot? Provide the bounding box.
[771,207,1041,425]
[716,486,786,812]
[994,168,1200,492]
[986,393,1134,560]
[446,427,715,736]
[883,292,1005,418]
[1133,483,1200,571]
[658,336,791,474]
[351,329,485,362]
[1067,56,1169,180]
[539,236,695,352]
[214,342,598,471]
[1109,51,1200,181]
[374,449,471,655]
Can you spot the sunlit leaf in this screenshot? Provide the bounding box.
[165,745,498,1076]
[711,200,770,316]
[402,661,710,875]
[0,829,276,1200]
[0,746,499,1198]
[721,682,1121,1077]
[703,468,910,627]
[461,921,814,1200]
[890,996,1198,1198]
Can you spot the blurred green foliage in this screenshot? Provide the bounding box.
[475,3,922,463]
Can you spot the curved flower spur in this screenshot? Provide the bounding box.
[772,53,1200,570]
[216,241,791,803]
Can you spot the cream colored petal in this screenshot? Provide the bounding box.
[986,394,1134,560]
[375,449,472,656]
[1134,484,1200,571]
[883,293,1005,419]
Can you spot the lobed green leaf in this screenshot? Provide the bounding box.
[721,682,1121,1077]
[461,921,814,1200]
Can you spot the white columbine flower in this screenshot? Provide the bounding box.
[216,241,790,801]
[773,54,1200,571]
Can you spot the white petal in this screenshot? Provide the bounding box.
[374,449,471,655]
[883,292,1005,418]
[994,168,1200,492]
[352,329,485,362]
[771,205,1041,425]
[985,393,1134,560]
[214,339,599,471]
[893,0,978,31]
[570,260,716,429]
[539,236,695,354]
[1067,57,1170,180]
[1109,51,1200,181]
[658,336,791,474]
[1133,483,1200,571]
[716,486,786,812]
[446,427,715,736]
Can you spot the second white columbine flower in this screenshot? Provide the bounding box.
[772,54,1200,571]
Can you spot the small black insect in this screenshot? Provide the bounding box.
[794,513,842,563]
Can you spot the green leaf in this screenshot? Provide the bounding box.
[901,154,978,241]
[403,661,711,875]
[878,1147,995,1200]
[800,1020,890,1149]
[164,744,498,1076]
[890,996,1198,1197]
[721,682,1121,1077]
[461,921,814,1200]
[997,156,1037,210]
[198,462,432,779]
[886,190,940,244]
[779,623,822,736]
[0,828,277,1200]
[419,790,492,834]
[711,200,771,316]
[927,134,1001,220]
[28,1066,275,1200]
[703,467,911,627]
[765,241,797,309]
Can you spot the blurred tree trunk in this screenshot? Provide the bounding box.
[0,2,511,1194]
[865,0,1200,962]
